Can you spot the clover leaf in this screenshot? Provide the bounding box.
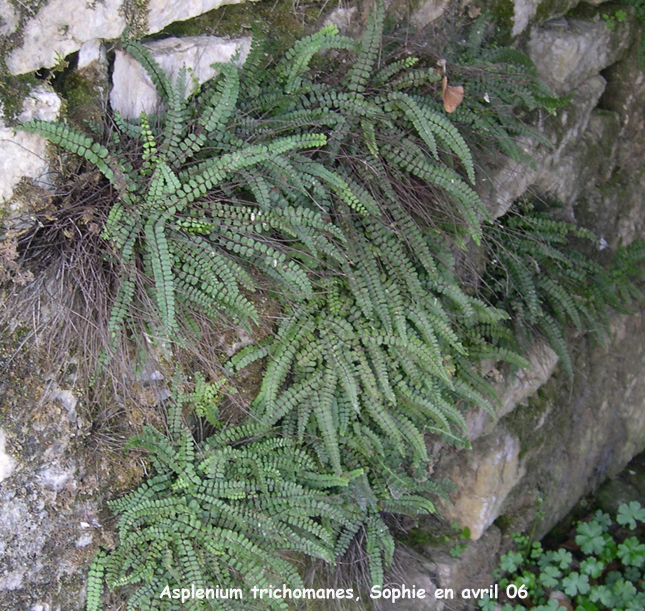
[562,571,590,597]
[627,592,645,610]
[589,584,615,607]
[580,557,605,578]
[533,600,562,611]
[530,541,544,560]
[478,594,498,611]
[599,537,618,563]
[617,501,645,530]
[539,565,562,588]
[592,509,612,532]
[612,578,637,605]
[552,549,573,569]
[617,536,645,567]
[576,521,606,555]
[500,551,524,573]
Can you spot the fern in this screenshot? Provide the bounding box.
[93,405,357,610]
[442,15,570,165]
[481,201,645,376]
[345,0,385,94]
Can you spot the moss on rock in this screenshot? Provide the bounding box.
[153,0,343,55]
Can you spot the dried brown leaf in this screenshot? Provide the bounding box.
[442,76,464,113]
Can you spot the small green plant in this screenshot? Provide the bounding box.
[450,542,468,558]
[602,9,628,31]
[86,405,357,611]
[442,524,471,557]
[482,502,645,611]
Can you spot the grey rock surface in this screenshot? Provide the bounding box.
[110,35,251,119]
[501,313,645,540]
[0,87,61,206]
[375,548,440,610]
[5,0,246,75]
[6,0,126,75]
[0,0,18,36]
[146,0,247,34]
[411,0,452,28]
[435,430,525,540]
[528,13,635,95]
[481,75,607,218]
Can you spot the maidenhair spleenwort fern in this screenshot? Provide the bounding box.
[20,1,486,354]
[69,2,517,607]
[482,202,645,376]
[16,2,645,611]
[22,114,341,346]
[444,15,570,166]
[86,404,444,611]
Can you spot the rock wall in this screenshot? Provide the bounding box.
[2,0,645,609]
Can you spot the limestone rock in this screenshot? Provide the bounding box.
[146,0,245,34]
[18,87,62,123]
[0,429,16,482]
[0,382,96,609]
[464,340,559,441]
[7,0,126,75]
[424,526,502,603]
[596,452,645,515]
[77,39,105,70]
[577,168,645,250]
[609,170,645,245]
[536,107,620,207]
[497,314,645,540]
[0,0,18,36]
[0,346,145,610]
[374,548,440,610]
[540,75,607,154]
[600,33,645,174]
[498,343,559,420]
[476,0,583,37]
[478,135,539,219]
[482,75,606,217]
[411,0,452,28]
[0,87,62,206]
[110,35,251,119]
[435,430,525,540]
[528,13,635,96]
[323,6,358,34]
[6,0,245,76]
[512,0,579,37]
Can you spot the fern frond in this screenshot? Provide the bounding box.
[345,0,385,94]
[20,120,115,184]
[124,40,173,104]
